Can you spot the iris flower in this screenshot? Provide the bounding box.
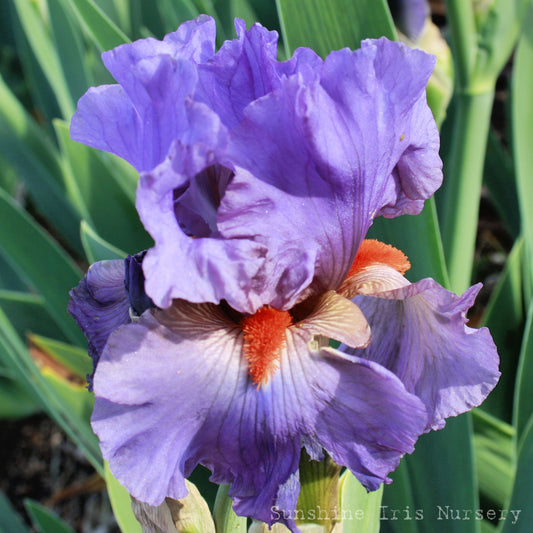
[68,15,499,530]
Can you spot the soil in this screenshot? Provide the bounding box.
[0,414,119,532]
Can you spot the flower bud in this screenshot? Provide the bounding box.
[131,481,215,533]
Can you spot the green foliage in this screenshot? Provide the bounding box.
[24,500,76,533]
[0,369,40,419]
[438,0,531,293]
[472,410,514,510]
[277,0,395,58]
[339,471,383,533]
[0,73,83,254]
[80,221,127,263]
[213,485,247,532]
[512,3,533,292]
[481,238,525,421]
[0,188,83,345]
[104,462,142,533]
[500,415,533,533]
[63,0,130,51]
[0,491,31,533]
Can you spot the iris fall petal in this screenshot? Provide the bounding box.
[92,299,426,523]
[68,260,130,387]
[344,276,500,430]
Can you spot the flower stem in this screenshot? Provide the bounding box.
[444,0,477,88]
[440,89,494,294]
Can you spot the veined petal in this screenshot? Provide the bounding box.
[67,260,130,387]
[218,159,322,310]
[70,84,142,169]
[72,57,198,171]
[318,39,442,219]
[136,110,266,312]
[312,346,427,490]
[339,263,410,300]
[92,301,301,522]
[196,18,280,129]
[92,299,426,526]
[344,280,500,430]
[102,15,215,98]
[197,18,321,129]
[71,16,216,171]
[297,291,370,349]
[219,39,441,299]
[162,15,216,62]
[220,74,356,301]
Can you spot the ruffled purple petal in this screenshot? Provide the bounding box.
[312,346,427,489]
[68,260,130,388]
[219,75,349,305]
[70,15,320,174]
[91,299,426,525]
[218,164,321,309]
[161,15,216,62]
[345,280,500,430]
[72,21,441,313]
[101,15,214,96]
[70,85,141,169]
[71,16,216,171]
[72,57,198,171]
[135,105,266,312]
[318,39,441,219]
[196,19,321,129]
[219,39,441,299]
[195,18,279,129]
[91,302,301,521]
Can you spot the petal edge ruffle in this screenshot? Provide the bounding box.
[92,298,427,524]
[344,280,500,430]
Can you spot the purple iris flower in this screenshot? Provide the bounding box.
[68,15,499,530]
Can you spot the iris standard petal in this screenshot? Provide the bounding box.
[70,84,142,169]
[72,23,442,313]
[101,15,214,98]
[345,279,500,430]
[162,14,216,62]
[92,298,426,526]
[71,16,216,171]
[68,260,130,387]
[196,18,280,129]
[318,39,442,219]
[196,18,321,129]
[219,74,354,302]
[135,105,266,312]
[218,161,322,310]
[219,39,441,299]
[72,57,198,171]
